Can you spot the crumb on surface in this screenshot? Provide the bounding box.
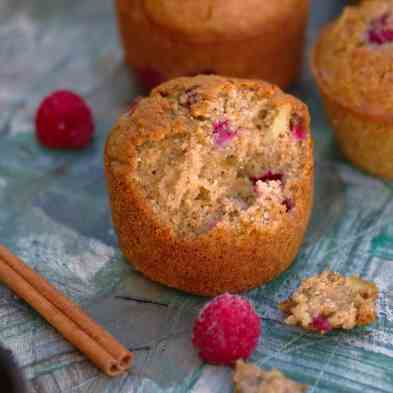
[233,360,308,393]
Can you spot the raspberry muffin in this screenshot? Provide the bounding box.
[115,0,310,90]
[312,0,393,179]
[105,75,313,296]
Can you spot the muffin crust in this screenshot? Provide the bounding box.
[105,76,313,295]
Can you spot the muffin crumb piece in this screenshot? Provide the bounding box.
[279,271,379,333]
[234,360,308,393]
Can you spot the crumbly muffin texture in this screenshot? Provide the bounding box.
[234,360,308,393]
[314,0,393,117]
[130,77,309,237]
[280,271,379,333]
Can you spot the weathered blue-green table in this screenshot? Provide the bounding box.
[1,1,392,392]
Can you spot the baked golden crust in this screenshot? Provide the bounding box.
[115,0,309,88]
[321,92,393,179]
[105,76,314,296]
[312,0,393,179]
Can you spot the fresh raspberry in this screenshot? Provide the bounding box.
[368,13,393,45]
[134,67,165,90]
[290,114,306,140]
[250,171,283,186]
[311,315,332,334]
[35,90,95,149]
[213,119,237,147]
[192,293,261,365]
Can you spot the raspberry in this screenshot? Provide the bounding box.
[368,13,393,45]
[213,119,237,147]
[311,315,332,334]
[192,293,261,365]
[250,171,283,186]
[134,67,165,90]
[35,90,95,149]
[290,115,306,140]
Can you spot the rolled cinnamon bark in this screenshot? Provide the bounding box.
[0,245,132,377]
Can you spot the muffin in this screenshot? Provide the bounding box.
[312,0,393,179]
[115,0,310,90]
[104,75,314,296]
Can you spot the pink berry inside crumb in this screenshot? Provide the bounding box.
[311,315,332,333]
[213,119,237,146]
[290,115,306,140]
[192,293,261,365]
[250,171,283,186]
[127,96,142,115]
[368,13,393,45]
[35,90,95,149]
[134,67,165,90]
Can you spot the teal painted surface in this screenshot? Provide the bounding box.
[1,1,392,392]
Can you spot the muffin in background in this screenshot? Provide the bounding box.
[312,0,393,179]
[115,0,310,90]
[105,75,313,296]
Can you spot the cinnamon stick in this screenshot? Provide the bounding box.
[0,245,132,376]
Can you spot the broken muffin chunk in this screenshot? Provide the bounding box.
[279,271,379,333]
[234,360,308,393]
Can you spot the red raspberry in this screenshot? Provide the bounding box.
[213,119,237,147]
[290,114,306,140]
[192,293,261,365]
[35,90,95,149]
[250,171,283,186]
[368,13,393,45]
[311,315,332,334]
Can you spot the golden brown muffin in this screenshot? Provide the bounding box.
[115,0,310,90]
[105,75,314,296]
[312,0,393,179]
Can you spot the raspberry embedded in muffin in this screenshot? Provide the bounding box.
[105,75,313,295]
[368,12,393,45]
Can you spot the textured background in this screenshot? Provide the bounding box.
[0,0,392,392]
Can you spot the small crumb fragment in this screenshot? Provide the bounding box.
[233,360,308,393]
[279,271,379,333]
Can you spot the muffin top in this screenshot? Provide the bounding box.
[142,0,309,42]
[313,0,393,119]
[106,76,312,238]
